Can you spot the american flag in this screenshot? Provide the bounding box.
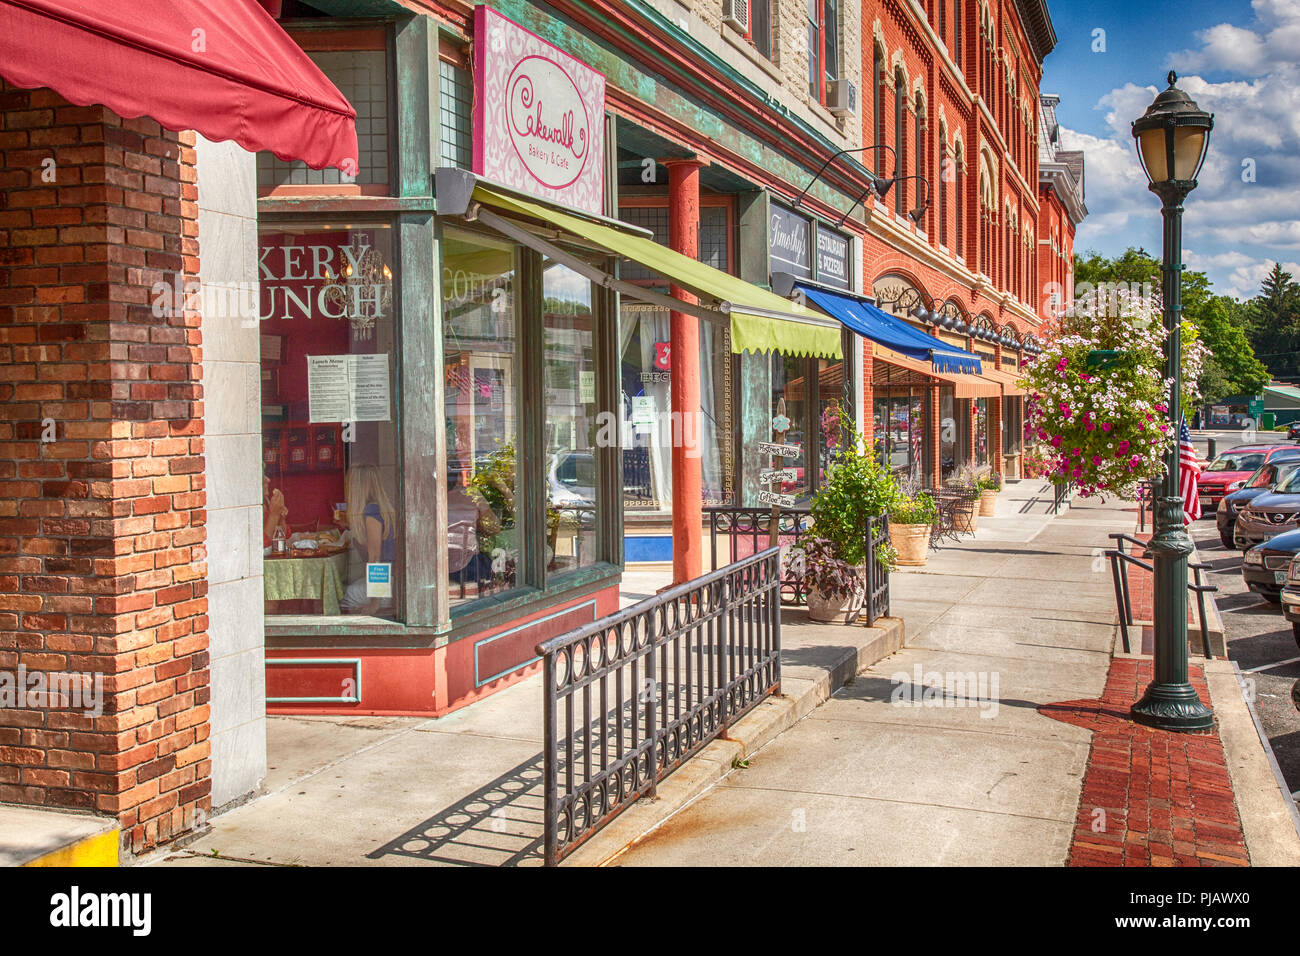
[1179,416,1201,522]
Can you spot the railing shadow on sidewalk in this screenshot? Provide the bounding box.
[365,752,548,867]
[836,674,1043,713]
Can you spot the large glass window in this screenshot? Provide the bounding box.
[442,231,520,606]
[543,258,600,576]
[974,397,991,466]
[1003,395,1023,456]
[940,387,958,480]
[873,388,926,485]
[259,222,400,620]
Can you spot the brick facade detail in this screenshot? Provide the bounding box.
[0,82,210,856]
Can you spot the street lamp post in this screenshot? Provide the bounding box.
[1130,72,1215,731]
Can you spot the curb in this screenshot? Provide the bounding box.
[562,616,906,867]
[1206,660,1300,865]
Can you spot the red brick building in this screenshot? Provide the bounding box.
[856,0,1081,483]
[1037,92,1087,321]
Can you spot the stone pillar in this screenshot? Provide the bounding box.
[0,84,210,856]
[665,159,704,584]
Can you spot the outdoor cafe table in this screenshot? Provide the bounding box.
[263,549,348,615]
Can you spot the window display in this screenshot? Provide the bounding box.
[442,230,520,606]
[259,222,400,620]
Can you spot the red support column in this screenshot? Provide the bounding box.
[862,339,875,451]
[665,159,705,584]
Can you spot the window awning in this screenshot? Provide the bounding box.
[873,345,1001,398]
[981,367,1026,397]
[0,0,358,172]
[436,170,843,359]
[794,282,982,374]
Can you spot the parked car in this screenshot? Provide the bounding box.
[1241,529,1300,604]
[1288,421,1300,441]
[1233,464,1300,549]
[1216,453,1300,548]
[1280,544,1300,648]
[1199,444,1298,514]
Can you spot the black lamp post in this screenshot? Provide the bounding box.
[1129,72,1214,732]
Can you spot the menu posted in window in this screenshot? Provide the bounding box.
[307,353,391,423]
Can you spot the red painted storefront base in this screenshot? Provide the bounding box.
[265,584,618,717]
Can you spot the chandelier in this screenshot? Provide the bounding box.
[323,234,393,340]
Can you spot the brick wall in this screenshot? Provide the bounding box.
[0,81,210,856]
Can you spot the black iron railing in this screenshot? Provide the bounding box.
[865,514,891,625]
[535,547,782,866]
[1052,480,1075,514]
[1105,532,1217,658]
[704,505,814,605]
[703,506,891,624]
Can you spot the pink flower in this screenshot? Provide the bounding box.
[1092,455,1102,465]
[1071,465,1083,478]
[1071,447,1081,457]
[1080,373,1092,383]
[1102,422,1113,432]
[1050,436,1063,448]
[1085,422,1096,431]
[1129,456,1142,469]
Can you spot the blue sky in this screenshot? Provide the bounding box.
[1041,0,1300,299]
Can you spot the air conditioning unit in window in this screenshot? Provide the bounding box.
[827,78,857,117]
[722,0,749,34]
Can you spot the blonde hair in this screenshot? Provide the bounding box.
[345,464,396,541]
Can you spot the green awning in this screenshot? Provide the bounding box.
[470,187,842,359]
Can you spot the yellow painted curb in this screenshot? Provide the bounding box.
[24,829,119,867]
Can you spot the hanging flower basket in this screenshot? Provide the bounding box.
[1019,289,1207,500]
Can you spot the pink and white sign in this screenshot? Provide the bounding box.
[472,5,606,215]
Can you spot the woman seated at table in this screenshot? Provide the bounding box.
[263,475,288,547]
[340,463,397,614]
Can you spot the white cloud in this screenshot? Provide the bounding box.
[1060,0,1300,300]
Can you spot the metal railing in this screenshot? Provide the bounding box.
[535,547,782,866]
[1052,480,1076,514]
[1106,532,1217,658]
[703,506,891,626]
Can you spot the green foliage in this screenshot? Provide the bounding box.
[795,535,862,600]
[467,440,516,539]
[808,417,899,565]
[1248,264,1300,381]
[1073,247,1272,399]
[889,491,938,525]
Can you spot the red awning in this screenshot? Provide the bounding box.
[0,0,357,172]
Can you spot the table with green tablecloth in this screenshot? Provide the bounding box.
[263,551,349,615]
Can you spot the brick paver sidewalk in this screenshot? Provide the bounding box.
[1041,658,1249,867]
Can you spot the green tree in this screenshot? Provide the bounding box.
[1072,248,1269,399]
[1248,263,1300,380]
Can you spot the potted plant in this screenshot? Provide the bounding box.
[808,419,899,567]
[794,535,864,624]
[976,471,1002,516]
[888,492,938,566]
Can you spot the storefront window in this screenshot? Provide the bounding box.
[442,231,520,606]
[738,352,809,504]
[543,258,600,575]
[873,389,926,485]
[816,357,847,486]
[618,311,725,515]
[940,388,957,480]
[974,398,990,466]
[1003,396,1023,456]
[259,222,400,620]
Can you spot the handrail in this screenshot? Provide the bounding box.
[1105,534,1217,658]
[535,547,782,866]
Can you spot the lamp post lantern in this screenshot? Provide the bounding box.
[1130,72,1215,731]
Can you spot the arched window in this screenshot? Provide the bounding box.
[954,142,964,259]
[954,0,963,71]
[938,126,949,248]
[914,92,925,226]
[873,45,885,175]
[894,68,907,216]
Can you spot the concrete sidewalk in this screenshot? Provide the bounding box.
[147,547,908,867]
[609,489,1143,865]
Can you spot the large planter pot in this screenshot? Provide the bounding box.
[953,499,979,532]
[978,489,999,516]
[891,523,931,566]
[806,582,865,624]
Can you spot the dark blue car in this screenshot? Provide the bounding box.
[1216,453,1300,548]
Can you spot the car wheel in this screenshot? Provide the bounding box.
[1219,533,1234,549]
[1263,590,1282,605]
[1294,622,1300,651]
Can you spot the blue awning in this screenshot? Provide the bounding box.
[798,284,982,375]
